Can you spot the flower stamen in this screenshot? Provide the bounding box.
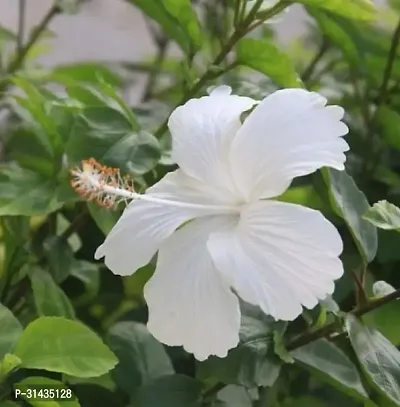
[70,158,239,214]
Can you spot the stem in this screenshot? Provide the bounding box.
[301,37,330,82]
[0,5,59,94]
[286,288,400,350]
[153,0,290,139]
[17,0,26,53]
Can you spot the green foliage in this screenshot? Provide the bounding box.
[13,317,118,378]
[236,38,302,87]
[346,315,400,406]
[364,200,400,231]
[0,305,22,358]
[323,169,378,263]
[0,0,399,406]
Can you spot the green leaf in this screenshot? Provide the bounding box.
[70,260,100,302]
[15,377,80,407]
[50,63,123,87]
[87,203,120,235]
[363,300,400,346]
[14,317,118,378]
[107,322,174,395]
[281,396,326,407]
[66,110,161,175]
[346,314,400,406]
[364,200,400,231]
[323,169,377,263]
[43,237,75,283]
[130,0,202,55]
[29,268,75,319]
[132,375,202,407]
[0,304,23,358]
[300,0,375,20]
[236,38,302,88]
[213,385,255,407]
[0,402,20,407]
[0,164,62,216]
[198,307,281,387]
[0,353,22,379]
[291,339,368,401]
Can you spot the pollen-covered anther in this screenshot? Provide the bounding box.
[70,158,135,208]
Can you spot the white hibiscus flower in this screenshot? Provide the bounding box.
[87,86,349,361]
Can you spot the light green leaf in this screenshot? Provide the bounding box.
[0,304,23,358]
[107,322,173,395]
[364,200,400,231]
[29,268,75,319]
[236,38,302,88]
[346,314,400,406]
[50,63,123,87]
[291,339,368,401]
[323,169,377,263]
[301,0,375,20]
[198,307,281,387]
[0,164,62,216]
[133,375,202,407]
[15,377,80,407]
[130,0,202,55]
[14,317,118,378]
[213,385,255,407]
[0,353,22,379]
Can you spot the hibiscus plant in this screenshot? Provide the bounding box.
[0,0,400,406]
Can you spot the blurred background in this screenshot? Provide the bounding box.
[0,0,389,104]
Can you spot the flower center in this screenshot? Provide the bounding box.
[70,158,239,215]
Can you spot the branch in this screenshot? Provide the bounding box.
[153,0,292,139]
[17,0,26,53]
[286,288,400,350]
[202,288,400,402]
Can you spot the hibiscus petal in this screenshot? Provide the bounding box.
[144,216,240,361]
[95,170,228,276]
[208,200,344,321]
[230,89,349,200]
[168,86,256,197]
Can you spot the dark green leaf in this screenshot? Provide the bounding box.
[14,317,118,378]
[323,169,377,263]
[66,110,160,175]
[281,397,326,407]
[236,38,302,88]
[107,322,174,395]
[198,307,281,387]
[364,200,400,231]
[291,339,368,401]
[376,107,400,150]
[29,268,75,319]
[87,203,119,236]
[70,260,100,302]
[43,237,75,283]
[130,0,202,54]
[301,0,375,20]
[133,375,202,407]
[0,304,23,358]
[346,314,400,406]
